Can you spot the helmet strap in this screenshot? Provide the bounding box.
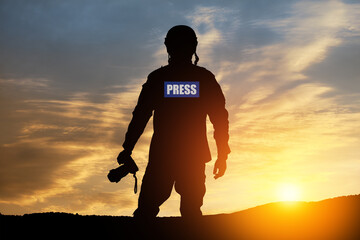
[167,53,199,65]
[194,52,199,66]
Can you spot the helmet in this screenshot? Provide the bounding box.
[164,25,199,65]
[165,25,197,47]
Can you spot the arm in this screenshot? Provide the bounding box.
[207,76,231,179]
[118,78,154,162]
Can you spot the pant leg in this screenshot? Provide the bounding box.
[174,162,206,218]
[133,160,174,219]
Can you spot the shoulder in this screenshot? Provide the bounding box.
[193,65,218,87]
[193,66,218,86]
[193,65,215,78]
[147,65,171,79]
[142,66,171,88]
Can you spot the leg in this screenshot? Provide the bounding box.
[174,162,206,218]
[133,160,174,219]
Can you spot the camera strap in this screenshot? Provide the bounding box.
[133,173,138,194]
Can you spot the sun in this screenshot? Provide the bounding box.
[278,183,301,202]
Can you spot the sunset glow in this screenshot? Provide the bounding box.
[1,0,360,216]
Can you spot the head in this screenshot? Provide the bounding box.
[165,25,199,65]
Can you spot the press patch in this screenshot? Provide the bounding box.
[164,81,199,98]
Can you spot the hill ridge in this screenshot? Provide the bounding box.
[2,194,360,240]
[4,194,359,218]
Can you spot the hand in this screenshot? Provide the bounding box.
[213,155,227,179]
[117,149,132,165]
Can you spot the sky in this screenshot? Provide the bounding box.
[0,0,359,216]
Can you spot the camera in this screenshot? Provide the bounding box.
[107,155,138,183]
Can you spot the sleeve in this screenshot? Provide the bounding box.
[207,74,231,157]
[122,76,154,153]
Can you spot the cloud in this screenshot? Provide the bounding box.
[187,0,360,212]
[0,140,86,201]
[0,0,170,91]
[0,75,147,214]
[1,0,360,216]
[0,78,50,89]
[305,41,360,93]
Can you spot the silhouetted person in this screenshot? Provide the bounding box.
[117,25,230,219]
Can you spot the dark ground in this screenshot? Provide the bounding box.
[2,195,360,240]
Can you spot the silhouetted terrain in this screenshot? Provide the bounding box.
[2,195,360,240]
